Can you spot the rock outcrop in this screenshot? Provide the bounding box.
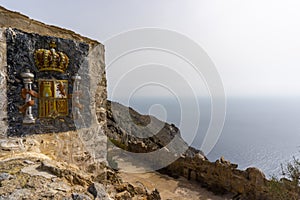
[106,100,205,172]
[160,156,270,199]
[0,132,161,199]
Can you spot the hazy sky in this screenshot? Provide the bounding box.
[1,0,300,98]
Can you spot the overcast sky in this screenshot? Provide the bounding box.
[1,0,300,98]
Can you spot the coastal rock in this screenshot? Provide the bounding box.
[106,100,207,172]
[220,156,231,166]
[195,152,206,160]
[160,154,272,198]
[246,167,266,186]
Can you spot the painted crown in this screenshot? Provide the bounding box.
[34,41,69,73]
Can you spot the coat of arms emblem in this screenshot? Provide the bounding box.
[19,41,83,124]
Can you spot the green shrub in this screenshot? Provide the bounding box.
[281,156,300,186]
[268,157,300,199]
[268,177,298,200]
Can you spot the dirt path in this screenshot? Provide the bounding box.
[119,171,233,200]
[114,154,233,200]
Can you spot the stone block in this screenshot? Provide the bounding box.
[0,28,107,138]
[0,26,107,166]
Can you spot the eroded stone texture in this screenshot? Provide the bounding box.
[0,6,98,46]
[86,44,107,127]
[0,28,7,138]
[77,125,107,163]
[163,156,270,199]
[0,132,160,199]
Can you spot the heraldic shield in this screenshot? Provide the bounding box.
[38,79,68,118]
[6,29,90,136]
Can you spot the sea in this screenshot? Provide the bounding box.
[114,97,300,178]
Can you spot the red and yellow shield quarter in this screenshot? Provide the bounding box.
[38,79,68,118]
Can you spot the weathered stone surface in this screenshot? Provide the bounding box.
[106,100,194,171]
[0,189,33,200]
[0,151,160,199]
[0,6,98,46]
[0,157,95,200]
[40,159,92,186]
[0,131,107,175]
[72,193,92,200]
[0,28,7,138]
[88,182,109,200]
[246,167,266,186]
[0,102,160,200]
[115,190,132,200]
[21,164,57,179]
[0,139,20,151]
[0,173,13,181]
[77,125,107,164]
[88,44,106,127]
[161,156,271,199]
[220,156,231,166]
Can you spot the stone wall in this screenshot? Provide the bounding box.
[162,156,270,199]
[0,28,7,137]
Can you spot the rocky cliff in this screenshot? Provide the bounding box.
[105,100,299,200]
[0,131,160,199]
